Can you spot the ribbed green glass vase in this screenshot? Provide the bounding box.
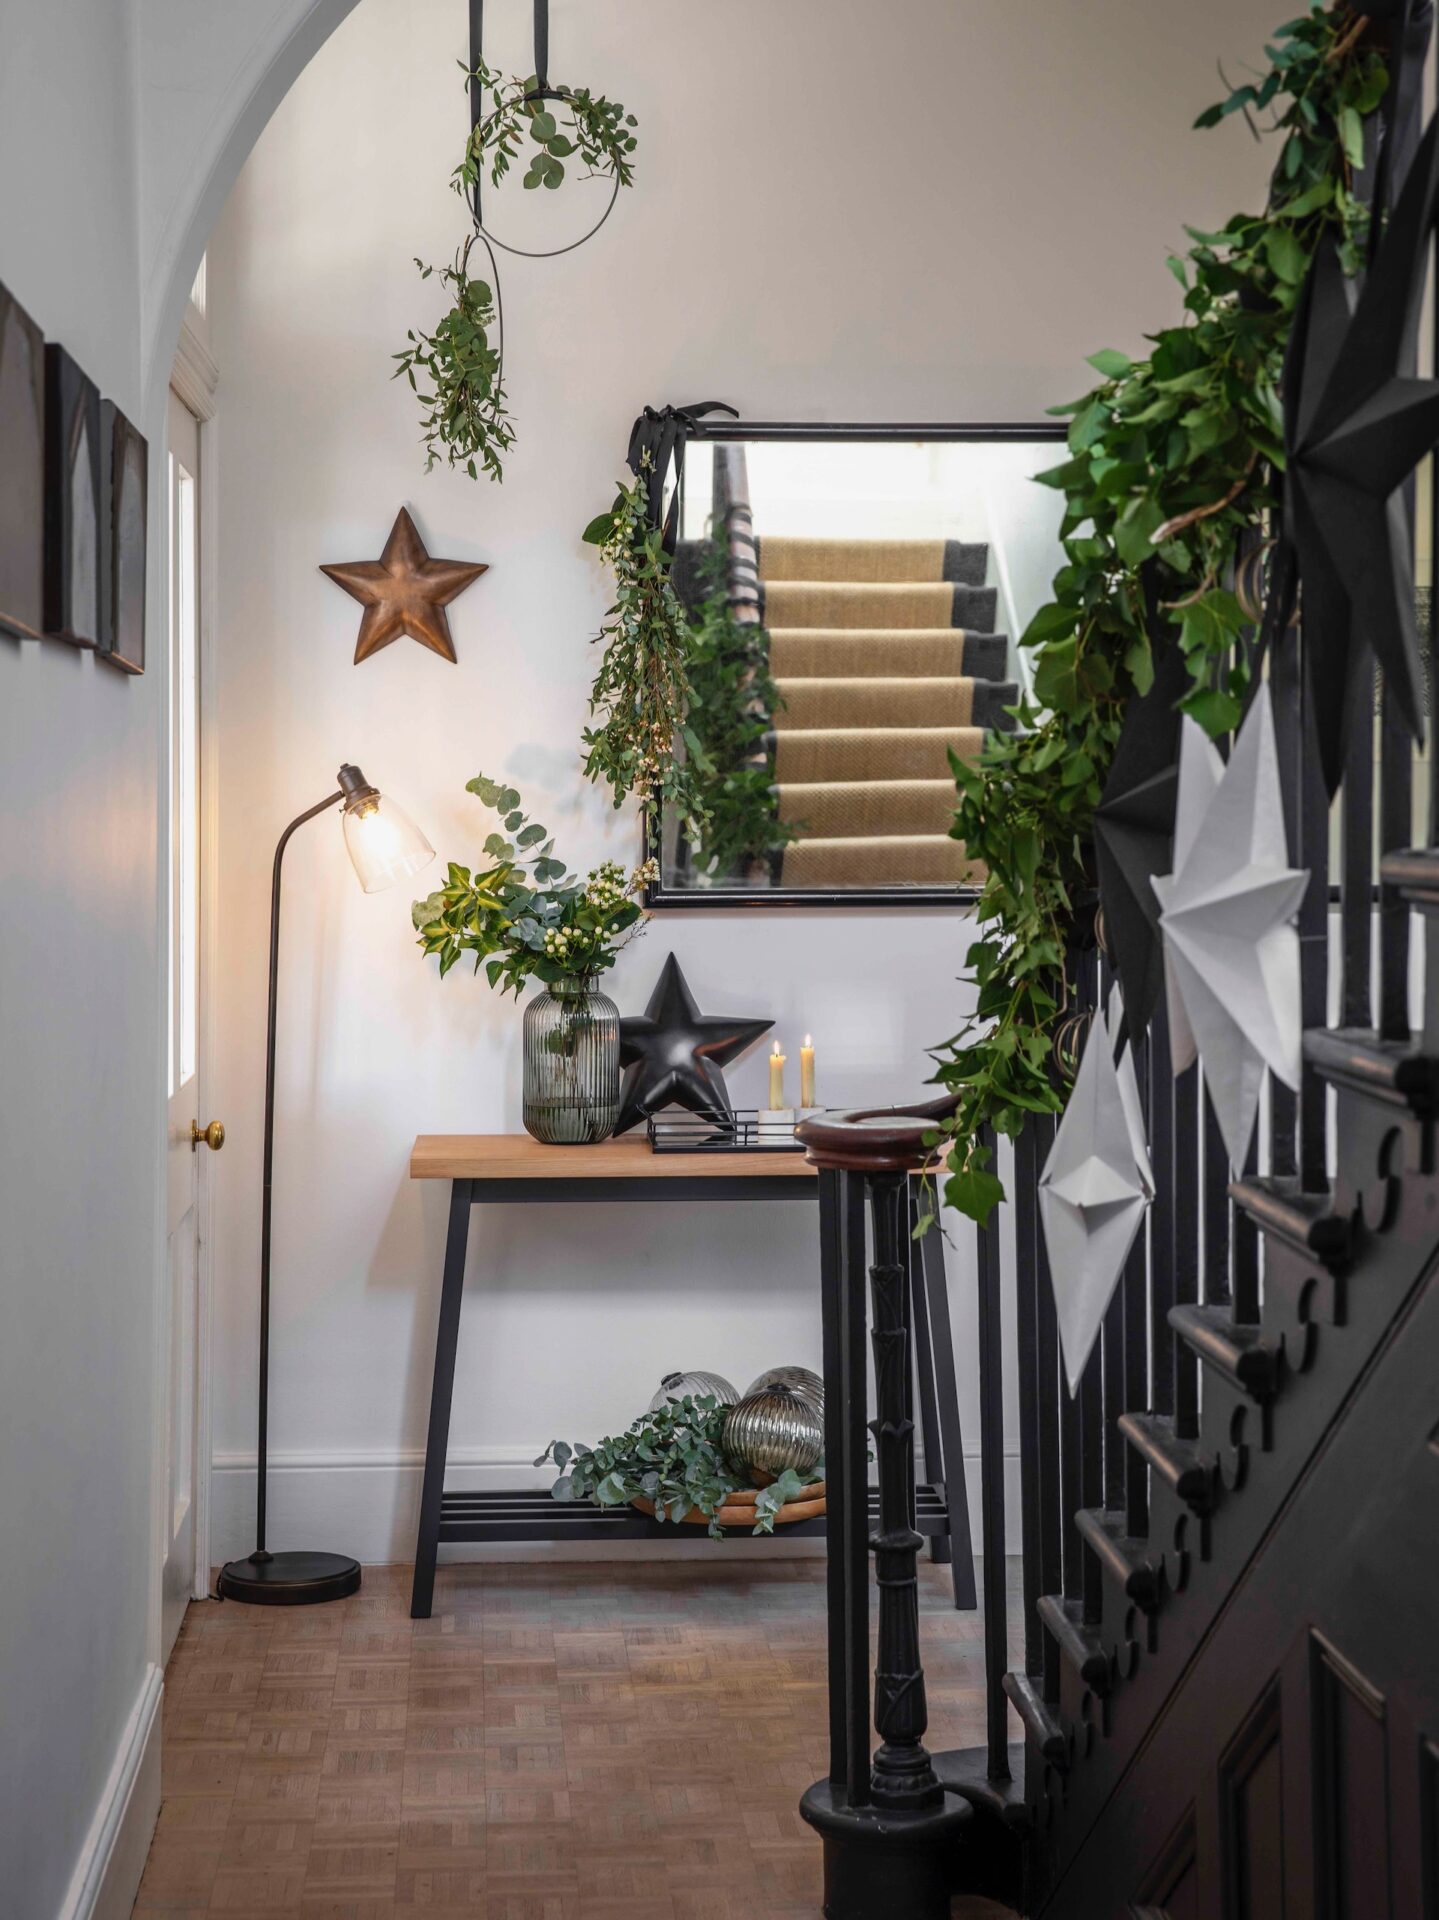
[521,977,620,1145]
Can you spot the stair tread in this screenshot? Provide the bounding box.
[769,630,1010,683]
[1075,1508,1159,1611]
[776,778,959,840]
[1117,1411,1215,1512]
[1002,1670,1068,1767]
[756,534,988,586]
[762,579,999,632]
[772,675,1013,733]
[1036,1593,1111,1694]
[771,724,986,785]
[1229,1174,1351,1265]
[1306,1026,1439,1113]
[1169,1303,1281,1399]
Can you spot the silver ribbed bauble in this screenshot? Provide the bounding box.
[744,1365,823,1413]
[724,1386,824,1476]
[648,1370,739,1413]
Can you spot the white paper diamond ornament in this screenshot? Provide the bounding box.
[1039,1003,1154,1396]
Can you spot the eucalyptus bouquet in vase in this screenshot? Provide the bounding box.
[413,775,656,1142]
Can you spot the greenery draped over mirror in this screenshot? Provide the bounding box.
[930,1,1389,1224]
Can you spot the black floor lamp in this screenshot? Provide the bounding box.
[218,763,434,1605]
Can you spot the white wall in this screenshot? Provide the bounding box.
[0,3,165,1914]
[0,0,361,1911]
[205,0,1274,1566]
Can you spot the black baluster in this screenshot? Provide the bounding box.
[1125,1033,1151,1538]
[1233,1127,1261,1324]
[1148,1001,1176,1415]
[1172,1060,1200,1441]
[1298,674,1331,1192]
[1342,651,1376,1028]
[1013,1123,1044,1681]
[974,1151,1011,1781]
[867,1173,942,1810]
[1032,1112,1063,1704]
[1271,627,1303,1177]
[1379,674,1414,1041]
[1202,1087,1231,1308]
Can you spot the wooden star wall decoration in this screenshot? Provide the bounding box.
[320,507,487,664]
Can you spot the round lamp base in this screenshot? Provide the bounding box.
[217,1550,361,1606]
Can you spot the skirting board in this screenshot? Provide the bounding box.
[211,1445,1023,1566]
[56,1662,161,1920]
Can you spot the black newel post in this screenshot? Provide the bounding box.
[799,1108,971,1920]
[867,1172,943,1810]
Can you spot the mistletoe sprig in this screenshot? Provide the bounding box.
[931,3,1388,1225]
[580,474,713,840]
[456,63,638,197]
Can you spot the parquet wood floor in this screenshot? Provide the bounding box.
[134,1559,1020,1919]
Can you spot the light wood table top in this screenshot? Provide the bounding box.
[410,1131,819,1181]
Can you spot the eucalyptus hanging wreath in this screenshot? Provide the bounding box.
[396,49,638,481]
[929,2,1389,1227]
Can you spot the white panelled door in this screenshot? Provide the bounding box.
[162,386,213,1661]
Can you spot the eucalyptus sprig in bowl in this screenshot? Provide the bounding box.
[413,775,656,1142]
[535,1393,825,1541]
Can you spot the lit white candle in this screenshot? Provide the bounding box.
[800,1034,816,1109]
[768,1039,787,1111]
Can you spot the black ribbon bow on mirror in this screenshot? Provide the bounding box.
[626,402,738,552]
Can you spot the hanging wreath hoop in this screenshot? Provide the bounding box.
[466,84,624,259]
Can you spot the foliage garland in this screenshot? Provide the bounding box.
[930,3,1388,1227]
[580,474,713,839]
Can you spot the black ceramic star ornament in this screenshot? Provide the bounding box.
[616,953,773,1134]
[1093,636,1190,1039]
[1285,106,1439,791]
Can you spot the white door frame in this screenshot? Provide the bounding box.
[160,305,221,1620]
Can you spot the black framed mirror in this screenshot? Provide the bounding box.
[642,420,1067,909]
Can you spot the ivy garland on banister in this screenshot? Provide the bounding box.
[930,2,1388,1227]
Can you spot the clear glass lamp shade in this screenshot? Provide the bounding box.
[342,793,435,893]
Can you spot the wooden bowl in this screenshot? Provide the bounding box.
[631,1480,827,1529]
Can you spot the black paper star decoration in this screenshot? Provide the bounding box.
[1093,636,1190,1039]
[616,953,773,1135]
[1285,104,1439,791]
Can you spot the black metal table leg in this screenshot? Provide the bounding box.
[915,1197,978,1610]
[410,1178,473,1619]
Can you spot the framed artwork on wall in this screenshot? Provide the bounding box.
[100,401,147,674]
[43,343,102,649]
[0,281,46,641]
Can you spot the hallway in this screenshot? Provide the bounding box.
[132,1558,1017,1918]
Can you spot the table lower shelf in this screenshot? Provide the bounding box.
[437,1483,953,1544]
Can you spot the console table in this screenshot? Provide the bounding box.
[407,1132,974,1619]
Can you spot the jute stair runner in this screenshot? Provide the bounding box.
[756,536,1016,885]
[768,627,1007,680]
[754,535,988,585]
[761,579,999,632]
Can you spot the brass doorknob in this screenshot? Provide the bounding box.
[191,1120,226,1152]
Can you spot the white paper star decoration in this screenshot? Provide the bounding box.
[1039,999,1154,1397]
[1151,683,1308,1169]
